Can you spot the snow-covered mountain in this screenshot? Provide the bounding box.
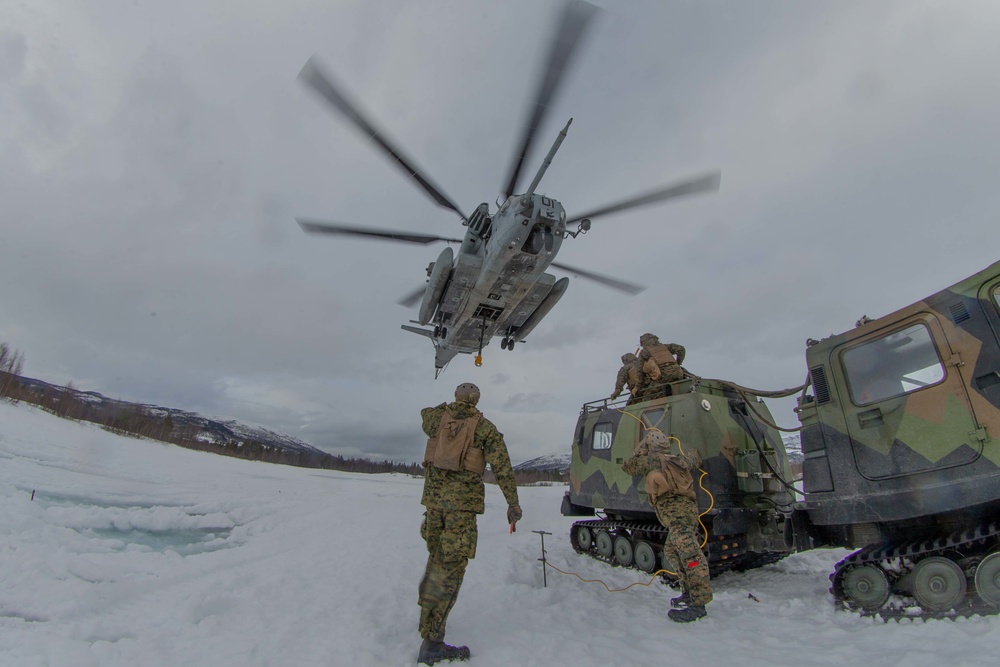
[514,451,572,473]
[782,432,803,465]
[14,374,323,456]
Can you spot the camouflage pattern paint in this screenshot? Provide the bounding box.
[798,260,1000,538]
[567,377,794,553]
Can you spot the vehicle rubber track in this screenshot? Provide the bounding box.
[570,518,780,580]
[831,517,1000,620]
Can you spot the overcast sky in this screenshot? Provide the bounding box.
[3,0,999,464]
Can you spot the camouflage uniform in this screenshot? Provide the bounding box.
[418,399,519,645]
[638,333,686,400]
[611,353,644,402]
[622,435,713,612]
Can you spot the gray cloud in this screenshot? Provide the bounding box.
[2,0,999,464]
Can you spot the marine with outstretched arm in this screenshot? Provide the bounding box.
[417,382,521,664]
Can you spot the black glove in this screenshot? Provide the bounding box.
[507,503,522,531]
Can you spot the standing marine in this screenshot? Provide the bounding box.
[621,431,712,622]
[638,333,686,399]
[610,352,644,403]
[418,382,522,665]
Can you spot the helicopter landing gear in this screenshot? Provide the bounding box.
[434,325,447,339]
[500,327,518,351]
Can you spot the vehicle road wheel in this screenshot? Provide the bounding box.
[595,530,614,559]
[634,542,657,573]
[974,551,1000,606]
[614,535,634,567]
[842,564,890,610]
[913,556,967,611]
[575,526,593,552]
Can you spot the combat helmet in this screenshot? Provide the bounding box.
[639,332,660,346]
[643,430,672,456]
[455,382,481,406]
[621,352,637,364]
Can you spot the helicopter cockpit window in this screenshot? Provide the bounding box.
[592,422,613,450]
[992,285,1000,314]
[842,323,946,405]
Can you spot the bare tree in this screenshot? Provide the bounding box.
[0,342,25,401]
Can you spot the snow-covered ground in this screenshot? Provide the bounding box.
[2,401,999,667]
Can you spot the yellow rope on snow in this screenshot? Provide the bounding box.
[543,562,678,592]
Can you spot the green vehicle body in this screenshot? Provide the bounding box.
[562,378,797,573]
[564,260,1000,615]
[792,260,1000,548]
[790,260,1000,615]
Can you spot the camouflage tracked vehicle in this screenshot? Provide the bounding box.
[789,260,1000,618]
[562,260,1000,618]
[561,379,797,578]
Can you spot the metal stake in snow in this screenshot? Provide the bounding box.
[533,530,552,587]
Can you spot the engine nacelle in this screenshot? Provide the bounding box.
[418,246,454,326]
[513,276,569,342]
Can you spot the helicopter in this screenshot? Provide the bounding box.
[295,0,720,377]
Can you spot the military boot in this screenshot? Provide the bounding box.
[418,638,471,665]
[670,591,691,609]
[667,605,706,623]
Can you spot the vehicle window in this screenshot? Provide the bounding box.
[993,285,1000,313]
[592,422,613,450]
[842,323,946,405]
[641,409,665,430]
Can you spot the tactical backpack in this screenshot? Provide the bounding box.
[423,408,487,476]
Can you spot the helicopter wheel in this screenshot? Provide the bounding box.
[500,338,508,350]
[507,339,516,351]
[433,326,441,337]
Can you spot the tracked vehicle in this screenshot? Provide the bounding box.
[561,379,797,578]
[789,260,1000,618]
[563,260,1000,618]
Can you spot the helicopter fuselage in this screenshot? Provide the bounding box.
[298,20,718,375]
[424,193,570,370]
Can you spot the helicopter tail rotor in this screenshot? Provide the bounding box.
[397,285,427,308]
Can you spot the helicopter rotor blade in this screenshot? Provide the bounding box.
[501,0,600,199]
[298,57,466,219]
[397,285,427,308]
[297,218,464,245]
[550,261,645,295]
[566,172,721,224]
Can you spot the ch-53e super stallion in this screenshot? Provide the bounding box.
[295,0,719,377]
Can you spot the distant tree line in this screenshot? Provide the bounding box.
[0,341,566,484]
